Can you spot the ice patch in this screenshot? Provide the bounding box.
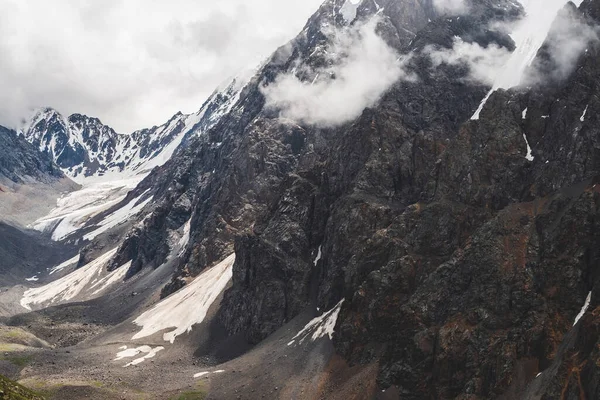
[48,255,80,275]
[287,299,344,346]
[573,291,592,326]
[21,248,122,310]
[114,345,165,367]
[131,254,236,343]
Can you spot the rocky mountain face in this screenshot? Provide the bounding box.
[0,125,64,185]
[90,0,600,397]
[20,78,247,183]
[0,125,78,226]
[6,0,600,398]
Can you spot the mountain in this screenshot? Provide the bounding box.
[20,76,249,184]
[16,76,250,243]
[0,126,78,226]
[2,0,600,399]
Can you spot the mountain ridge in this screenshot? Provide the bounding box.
[2,0,600,399]
[19,75,250,184]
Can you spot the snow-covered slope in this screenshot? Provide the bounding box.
[20,248,126,311]
[131,254,235,344]
[24,74,251,242]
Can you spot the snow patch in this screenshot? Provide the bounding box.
[313,246,322,266]
[90,261,131,295]
[82,190,153,241]
[573,291,592,326]
[193,370,226,379]
[114,345,165,367]
[340,0,360,23]
[522,108,528,119]
[523,133,534,161]
[287,299,344,346]
[132,254,235,343]
[176,218,192,257]
[32,176,143,241]
[580,105,588,122]
[25,276,39,282]
[48,255,80,275]
[21,248,122,310]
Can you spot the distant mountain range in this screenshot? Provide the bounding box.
[19,76,249,183]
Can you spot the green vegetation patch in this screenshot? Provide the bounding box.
[170,381,208,400]
[0,374,44,400]
[171,392,207,400]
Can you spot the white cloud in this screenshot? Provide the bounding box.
[425,37,512,85]
[525,5,599,84]
[261,17,415,128]
[0,0,324,132]
[433,0,469,15]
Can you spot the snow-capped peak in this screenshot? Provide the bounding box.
[20,72,251,186]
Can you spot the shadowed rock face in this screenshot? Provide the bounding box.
[99,0,600,398]
[0,126,64,184]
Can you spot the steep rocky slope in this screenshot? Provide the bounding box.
[0,126,63,185]
[0,126,78,226]
[80,0,600,398]
[4,0,600,398]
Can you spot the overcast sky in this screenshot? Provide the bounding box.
[0,0,324,133]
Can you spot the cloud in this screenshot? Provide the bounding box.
[0,0,324,132]
[432,0,469,15]
[261,17,415,128]
[525,5,599,84]
[425,38,512,85]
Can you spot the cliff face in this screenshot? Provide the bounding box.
[99,0,600,397]
[0,125,64,184]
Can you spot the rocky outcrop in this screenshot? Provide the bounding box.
[0,125,64,184]
[92,0,600,398]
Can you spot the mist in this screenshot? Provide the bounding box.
[261,17,415,128]
[433,0,469,15]
[425,38,511,85]
[525,5,599,84]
